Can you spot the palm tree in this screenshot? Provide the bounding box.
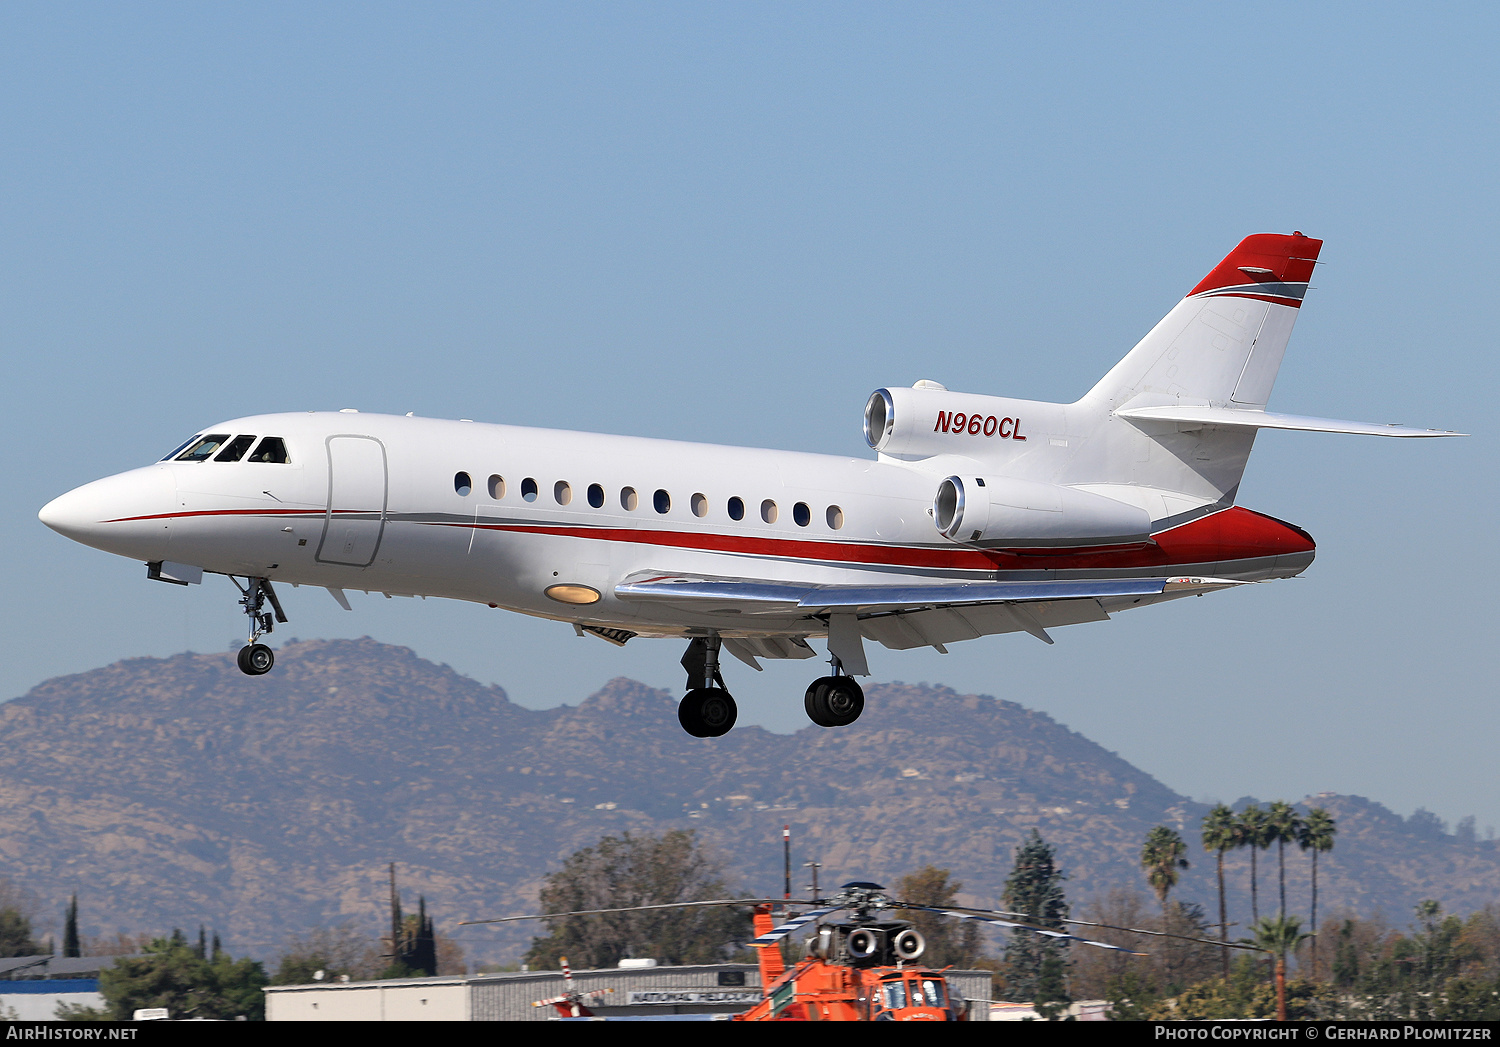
[1238,805,1270,922]
[1266,801,1302,917]
[1297,807,1337,980]
[1247,914,1313,1021]
[1201,804,1238,979]
[1141,826,1190,914]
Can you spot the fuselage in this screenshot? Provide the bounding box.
[39,409,1316,645]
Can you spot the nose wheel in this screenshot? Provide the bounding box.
[679,687,736,737]
[237,643,275,676]
[231,576,288,677]
[678,635,737,737]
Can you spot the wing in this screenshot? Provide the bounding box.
[616,572,1234,660]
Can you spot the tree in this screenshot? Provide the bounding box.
[1201,804,1238,979]
[1297,807,1336,979]
[0,879,40,958]
[1266,801,1302,918]
[97,929,266,1020]
[63,895,80,959]
[1247,914,1313,1021]
[1141,826,1189,914]
[524,830,746,970]
[274,925,385,985]
[1001,829,1070,1017]
[1238,805,1271,923]
[895,866,982,968]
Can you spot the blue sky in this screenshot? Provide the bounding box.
[3,4,1494,835]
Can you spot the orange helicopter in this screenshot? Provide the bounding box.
[465,880,1156,1021]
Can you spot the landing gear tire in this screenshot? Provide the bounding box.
[805,676,864,727]
[679,687,737,738]
[237,643,275,676]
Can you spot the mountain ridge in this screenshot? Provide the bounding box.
[0,638,1491,963]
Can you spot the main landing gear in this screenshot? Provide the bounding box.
[674,637,868,737]
[805,654,865,728]
[232,576,287,677]
[678,636,736,738]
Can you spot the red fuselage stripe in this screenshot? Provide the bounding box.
[106,504,1314,573]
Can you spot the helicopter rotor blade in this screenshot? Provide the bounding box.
[747,906,844,947]
[896,901,1262,954]
[459,898,814,927]
[925,908,1146,956]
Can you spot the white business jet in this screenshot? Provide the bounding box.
[39,233,1459,737]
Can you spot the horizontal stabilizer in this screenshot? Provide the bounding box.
[1115,404,1465,438]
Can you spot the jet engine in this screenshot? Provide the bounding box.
[933,475,1152,548]
[864,383,1050,460]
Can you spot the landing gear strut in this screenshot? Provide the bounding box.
[232,576,287,677]
[805,654,865,728]
[678,635,736,737]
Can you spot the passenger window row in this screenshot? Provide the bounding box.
[453,471,844,530]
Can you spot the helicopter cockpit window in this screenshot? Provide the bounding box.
[881,980,908,1010]
[916,978,947,1008]
[247,437,290,464]
[213,435,257,462]
[175,434,231,462]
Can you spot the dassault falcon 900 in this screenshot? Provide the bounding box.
[39,233,1460,737]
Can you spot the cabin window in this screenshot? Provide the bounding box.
[454,472,472,496]
[690,493,708,518]
[760,499,778,524]
[248,437,290,464]
[587,483,605,508]
[214,435,257,462]
[488,474,505,499]
[175,434,230,462]
[521,477,538,502]
[554,481,572,505]
[654,489,671,514]
[793,501,811,527]
[620,486,638,510]
[826,505,844,529]
[728,496,745,521]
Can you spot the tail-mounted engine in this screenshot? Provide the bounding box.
[933,474,1152,549]
[865,383,1050,460]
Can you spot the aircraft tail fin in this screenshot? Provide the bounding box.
[1084,231,1323,411]
[1067,233,1324,508]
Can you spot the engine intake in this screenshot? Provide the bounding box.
[934,475,1152,549]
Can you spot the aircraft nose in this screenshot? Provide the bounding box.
[39,467,176,560]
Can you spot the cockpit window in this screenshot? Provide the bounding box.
[921,979,947,1008]
[161,436,201,462]
[881,980,908,1009]
[214,435,258,462]
[247,437,290,464]
[175,434,231,462]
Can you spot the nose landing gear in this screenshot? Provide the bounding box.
[232,577,287,677]
[678,635,736,737]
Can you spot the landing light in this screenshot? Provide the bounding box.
[545,584,601,605]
